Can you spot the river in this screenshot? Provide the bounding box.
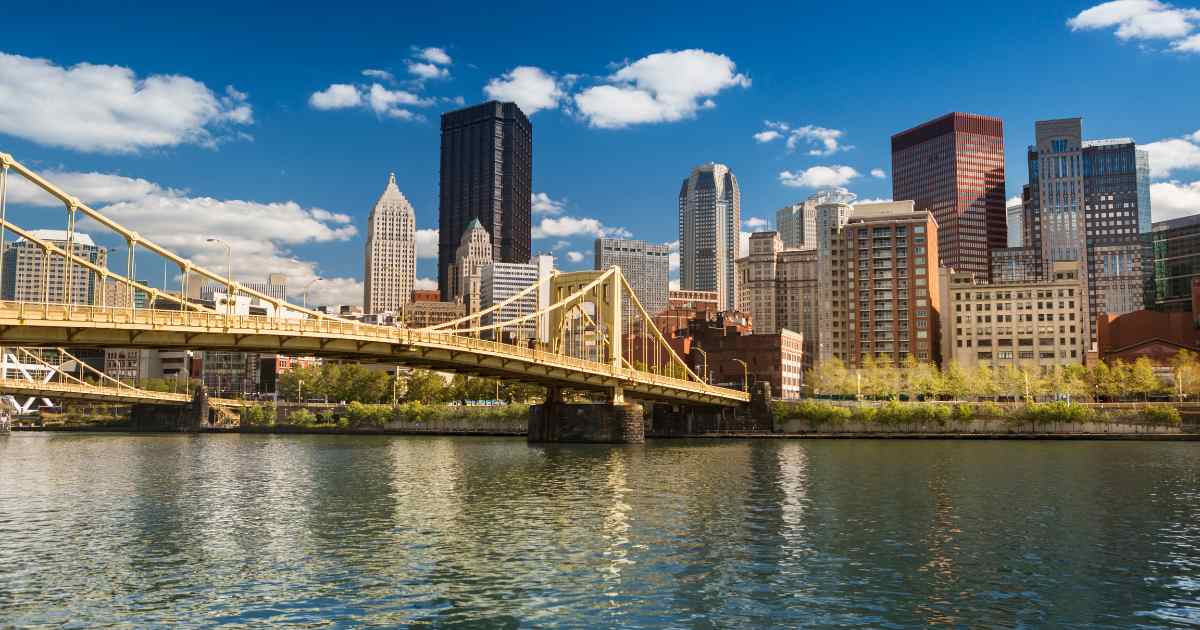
[1,433,1198,627]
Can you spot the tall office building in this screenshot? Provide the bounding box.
[817,201,941,366]
[438,101,533,299]
[735,231,819,371]
[594,238,671,315]
[678,163,741,311]
[1022,118,1151,345]
[447,218,493,314]
[363,173,416,313]
[891,112,1006,278]
[1,230,107,304]
[1007,201,1024,247]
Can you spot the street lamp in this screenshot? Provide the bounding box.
[303,277,322,310]
[731,358,749,393]
[206,237,232,315]
[693,346,709,383]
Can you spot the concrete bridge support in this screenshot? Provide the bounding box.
[130,385,210,432]
[528,386,645,444]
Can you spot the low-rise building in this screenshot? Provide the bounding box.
[679,312,803,399]
[939,260,1087,370]
[400,299,466,328]
[1144,214,1200,312]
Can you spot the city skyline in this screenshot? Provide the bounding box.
[0,2,1198,307]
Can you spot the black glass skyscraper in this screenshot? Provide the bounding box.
[438,101,532,299]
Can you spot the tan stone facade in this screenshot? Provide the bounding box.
[735,231,818,371]
[447,219,492,314]
[939,260,1086,370]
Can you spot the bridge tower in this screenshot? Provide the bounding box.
[531,268,644,443]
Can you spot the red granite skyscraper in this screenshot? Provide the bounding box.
[891,112,1006,279]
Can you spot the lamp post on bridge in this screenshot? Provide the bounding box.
[731,358,748,393]
[303,277,322,310]
[693,346,709,384]
[206,237,232,316]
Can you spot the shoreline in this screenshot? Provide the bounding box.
[13,425,1200,441]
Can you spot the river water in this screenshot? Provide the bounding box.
[1,433,1198,628]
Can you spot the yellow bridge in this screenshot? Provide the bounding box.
[0,152,748,409]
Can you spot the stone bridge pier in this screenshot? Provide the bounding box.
[528,386,645,444]
[130,385,211,432]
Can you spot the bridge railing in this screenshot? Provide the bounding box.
[0,300,748,402]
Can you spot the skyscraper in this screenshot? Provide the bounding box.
[438,101,532,299]
[363,173,416,314]
[891,112,1006,278]
[594,238,671,315]
[1021,118,1152,345]
[678,163,741,311]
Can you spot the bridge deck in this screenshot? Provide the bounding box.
[0,302,749,406]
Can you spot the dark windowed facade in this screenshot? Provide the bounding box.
[438,101,532,298]
[891,112,1006,280]
[1146,214,1200,311]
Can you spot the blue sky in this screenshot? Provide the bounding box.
[0,0,1198,305]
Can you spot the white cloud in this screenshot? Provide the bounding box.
[743,217,769,230]
[416,228,439,258]
[574,49,750,128]
[532,216,630,239]
[1151,180,1200,220]
[368,84,433,119]
[852,197,894,205]
[417,47,452,66]
[1068,1,1200,51]
[414,277,438,291]
[755,121,850,155]
[669,278,680,291]
[483,66,564,115]
[753,130,781,143]
[309,75,435,120]
[870,168,886,179]
[1143,131,1200,177]
[407,61,449,80]
[6,170,171,207]
[1007,195,1023,208]
[566,251,585,263]
[1176,32,1200,49]
[667,240,680,272]
[0,51,252,153]
[778,165,860,188]
[531,192,566,215]
[308,277,365,307]
[361,69,394,82]
[8,167,363,306]
[309,84,363,110]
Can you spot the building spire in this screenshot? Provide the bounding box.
[388,172,396,186]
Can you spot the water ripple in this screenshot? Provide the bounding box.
[0,435,1198,627]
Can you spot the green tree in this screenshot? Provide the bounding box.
[404,369,448,403]
[1169,349,1200,398]
[1128,357,1162,400]
[902,355,941,401]
[969,365,998,401]
[806,357,851,397]
[940,362,970,401]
